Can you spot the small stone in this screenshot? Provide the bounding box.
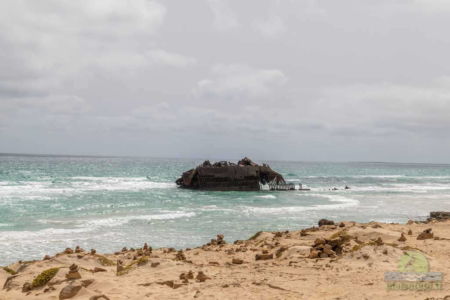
[374,237,383,246]
[398,233,407,242]
[313,238,326,246]
[175,250,186,261]
[300,230,308,236]
[81,279,94,288]
[318,219,335,226]
[232,258,243,264]
[43,255,51,260]
[187,270,194,279]
[93,267,106,273]
[90,249,96,255]
[196,271,210,282]
[66,271,81,280]
[121,247,128,252]
[90,295,110,300]
[255,254,273,260]
[151,262,160,268]
[417,228,434,240]
[22,282,32,293]
[407,229,413,235]
[66,264,81,280]
[59,284,82,300]
[143,243,148,250]
[308,250,320,259]
[339,222,345,228]
[75,246,83,253]
[64,248,74,254]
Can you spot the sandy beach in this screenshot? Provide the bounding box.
[1,213,449,300]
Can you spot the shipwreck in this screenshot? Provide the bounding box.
[176,157,308,191]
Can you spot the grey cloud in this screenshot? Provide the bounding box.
[206,0,239,31]
[195,64,287,99]
[1,0,450,163]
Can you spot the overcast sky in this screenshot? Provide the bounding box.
[1,0,450,163]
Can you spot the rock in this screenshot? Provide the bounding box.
[22,282,32,293]
[275,246,288,258]
[196,271,210,282]
[43,255,51,260]
[81,279,94,288]
[322,244,336,256]
[300,230,308,236]
[66,264,81,280]
[143,243,148,250]
[90,295,110,300]
[232,258,244,264]
[339,222,345,228]
[318,219,335,226]
[255,254,273,260]
[75,246,83,253]
[151,262,160,268]
[408,229,413,235]
[90,249,96,255]
[428,211,450,221]
[175,250,186,261]
[64,248,74,254]
[417,228,434,240]
[398,233,407,242]
[93,267,106,273]
[374,237,384,246]
[313,238,326,246]
[59,284,82,300]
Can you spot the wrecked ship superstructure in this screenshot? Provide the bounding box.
[175,157,288,191]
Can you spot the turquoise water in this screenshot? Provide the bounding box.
[1,154,450,265]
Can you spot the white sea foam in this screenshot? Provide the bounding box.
[38,212,196,228]
[0,177,175,200]
[256,195,277,199]
[0,227,94,243]
[241,194,359,214]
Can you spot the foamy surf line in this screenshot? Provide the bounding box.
[241,194,359,214]
[0,178,176,198]
[37,212,196,228]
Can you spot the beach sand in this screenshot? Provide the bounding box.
[1,215,449,300]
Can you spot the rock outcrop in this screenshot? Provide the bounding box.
[175,157,285,191]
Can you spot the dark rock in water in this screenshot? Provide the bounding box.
[175,157,285,191]
[428,211,450,221]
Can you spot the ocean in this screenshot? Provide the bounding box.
[1,154,449,265]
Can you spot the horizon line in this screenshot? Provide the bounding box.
[1,152,449,166]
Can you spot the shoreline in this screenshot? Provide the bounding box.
[1,212,449,299]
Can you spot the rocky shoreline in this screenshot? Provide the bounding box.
[1,212,450,300]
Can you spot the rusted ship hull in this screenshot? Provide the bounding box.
[175,158,286,191]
